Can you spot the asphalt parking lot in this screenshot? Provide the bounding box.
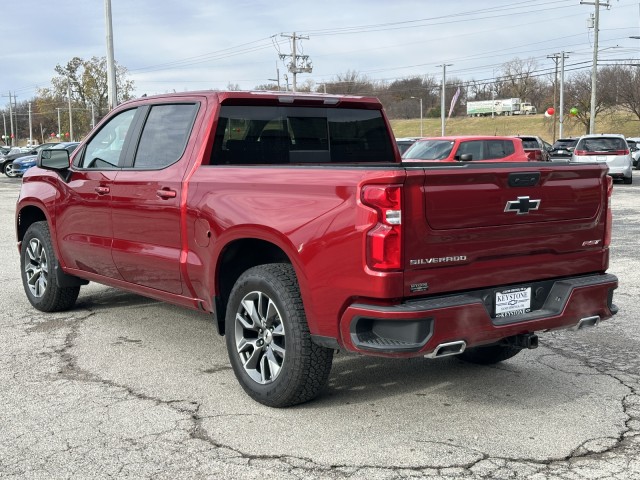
[1,175,639,479]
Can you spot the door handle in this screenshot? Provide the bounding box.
[156,189,177,199]
[95,186,110,195]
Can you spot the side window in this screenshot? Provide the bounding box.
[456,140,482,160]
[133,104,198,169]
[80,109,137,169]
[485,140,513,159]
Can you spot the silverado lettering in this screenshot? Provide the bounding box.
[410,256,468,265]
[15,91,618,407]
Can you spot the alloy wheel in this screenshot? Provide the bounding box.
[24,238,48,298]
[234,290,286,384]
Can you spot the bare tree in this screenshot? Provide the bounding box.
[323,71,375,95]
[564,70,614,134]
[496,57,541,102]
[379,76,439,118]
[611,64,640,122]
[466,78,494,101]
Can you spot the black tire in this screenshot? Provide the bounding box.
[458,344,522,365]
[225,263,333,407]
[20,221,80,312]
[3,161,17,178]
[624,175,633,184]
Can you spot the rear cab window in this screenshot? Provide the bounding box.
[210,105,395,165]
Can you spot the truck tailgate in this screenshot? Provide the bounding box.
[402,163,610,297]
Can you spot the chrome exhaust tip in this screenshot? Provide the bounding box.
[573,315,600,330]
[425,340,467,358]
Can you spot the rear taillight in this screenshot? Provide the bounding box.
[361,185,402,271]
[604,175,613,247]
[574,149,629,156]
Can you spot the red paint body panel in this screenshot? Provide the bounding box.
[15,91,618,357]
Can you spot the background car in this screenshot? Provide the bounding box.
[514,135,550,161]
[626,138,640,169]
[571,134,632,184]
[1,142,58,177]
[10,142,79,177]
[395,137,420,155]
[402,136,529,162]
[549,137,578,161]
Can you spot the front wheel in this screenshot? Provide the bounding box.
[4,161,17,177]
[20,221,80,312]
[225,263,333,407]
[458,344,522,365]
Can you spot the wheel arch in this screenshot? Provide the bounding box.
[16,204,48,243]
[214,237,295,335]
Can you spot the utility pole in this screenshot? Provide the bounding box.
[437,64,452,136]
[67,78,74,141]
[548,53,560,142]
[90,103,96,129]
[2,112,6,144]
[13,93,18,145]
[279,32,312,92]
[582,0,610,134]
[411,97,423,136]
[57,108,62,140]
[28,102,33,146]
[8,92,15,146]
[559,52,569,138]
[268,63,281,91]
[105,0,117,110]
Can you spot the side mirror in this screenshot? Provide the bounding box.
[458,154,473,162]
[37,149,70,171]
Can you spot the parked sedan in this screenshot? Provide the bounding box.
[402,136,529,162]
[10,142,79,177]
[1,142,58,177]
[626,138,640,169]
[571,134,632,184]
[395,137,420,155]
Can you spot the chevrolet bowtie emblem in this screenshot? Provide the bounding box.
[505,196,541,215]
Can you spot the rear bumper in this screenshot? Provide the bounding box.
[335,273,618,357]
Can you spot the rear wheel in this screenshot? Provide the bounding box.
[20,222,80,312]
[225,263,333,407]
[458,344,522,365]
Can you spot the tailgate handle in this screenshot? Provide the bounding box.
[508,172,540,188]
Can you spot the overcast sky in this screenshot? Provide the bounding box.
[3,0,640,103]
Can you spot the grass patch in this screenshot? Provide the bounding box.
[390,110,640,141]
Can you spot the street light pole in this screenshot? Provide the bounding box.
[410,96,423,136]
[437,64,452,136]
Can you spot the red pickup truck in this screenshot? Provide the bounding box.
[16,91,618,407]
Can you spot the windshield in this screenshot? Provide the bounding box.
[402,140,454,160]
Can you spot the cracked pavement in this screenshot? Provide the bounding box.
[1,176,639,479]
